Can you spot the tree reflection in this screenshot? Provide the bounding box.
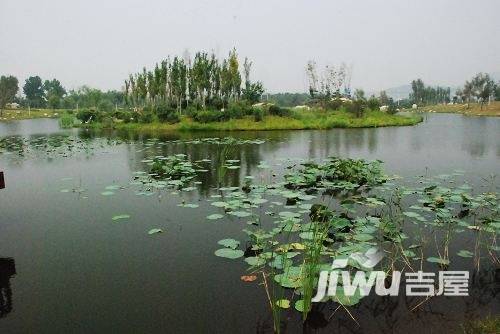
[0,258,15,319]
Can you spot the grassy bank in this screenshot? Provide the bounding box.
[97,110,422,132]
[0,108,62,121]
[416,101,500,116]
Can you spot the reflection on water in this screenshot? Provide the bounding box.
[0,258,15,319]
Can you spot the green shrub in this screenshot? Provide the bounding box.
[268,104,290,117]
[98,100,114,112]
[253,108,264,122]
[138,112,155,123]
[154,102,180,123]
[76,109,102,123]
[193,110,227,123]
[208,96,224,110]
[386,104,398,115]
[59,114,74,128]
[226,101,253,118]
[367,96,381,111]
[113,110,135,123]
[345,99,366,118]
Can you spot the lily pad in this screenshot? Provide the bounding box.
[214,248,244,259]
[276,299,290,309]
[295,300,305,312]
[229,211,252,218]
[148,228,163,235]
[245,256,266,266]
[217,238,240,249]
[101,191,115,196]
[112,214,130,221]
[207,214,224,220]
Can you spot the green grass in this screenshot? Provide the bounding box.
[0,108,65,121]
[108,109,422,132]
[412,101,500,117]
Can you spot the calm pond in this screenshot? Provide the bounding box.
[0,113,499,333]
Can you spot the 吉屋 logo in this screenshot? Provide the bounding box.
[312,247,469,302]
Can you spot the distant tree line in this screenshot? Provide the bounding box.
[0,74,125,113]
[410,79,451,105]
[409,73,499,109]
[266,93,310,107]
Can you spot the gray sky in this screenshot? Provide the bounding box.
[1,0,499,93]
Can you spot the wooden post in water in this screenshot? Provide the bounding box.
[0,171,5,189]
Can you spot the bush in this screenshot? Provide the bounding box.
[323,99,343,111]
[113,110,134,123]
[268,104,290,117]
[345,99,366,118]
[253,108,264,122]
[59,114,74,128]
[138,112,155,123]
[193,110,227,123]
[76,109,102,123]
[226,100,254,118]
[98,100,114,112]
[367,96,381,111]
[386,104,398,115]
[154,102,179,123]
[208,96,224,110]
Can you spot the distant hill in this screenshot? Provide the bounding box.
[383,85,412,100]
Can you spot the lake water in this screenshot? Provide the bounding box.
[0,114,498,333]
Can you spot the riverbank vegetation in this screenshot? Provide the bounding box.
[418,101,500,116]
[69,53,421,130]
[0,108,62,121]
[2,55,497,130]
[104,109,422,132]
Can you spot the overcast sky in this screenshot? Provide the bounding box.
[1,0,499,93]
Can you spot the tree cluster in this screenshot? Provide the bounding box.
[306,61,352,99]
[410,79,451,105]
[124,49,264,113]
[0,75,19,116]
[455,73,497,109]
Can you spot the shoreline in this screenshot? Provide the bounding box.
[79,112,423,132]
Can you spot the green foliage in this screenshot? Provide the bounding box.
[267,92,310,107]
[153,102,179,123]
[58,113,74,128]
[253,108,264,122]
[23,76,45,107]
[0,75,19,114]
[138,112,154,123]
[124,48,261,113]
[268,104,290,117]
[149,154,196,183]
[345,99,366,118]
[113,110,135,123]
[242,82,264,104]
[192,110,226,123]
[410,78,451,105]
[76,108,102,123]
[367,95,381,110]
[226,100,254,118]
[44,78,66,109]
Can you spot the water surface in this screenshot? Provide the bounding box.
[0,114,498,333]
